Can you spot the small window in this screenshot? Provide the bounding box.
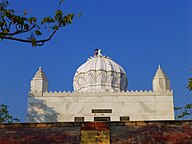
[74,117,84,122]
[94,117,110,122]
[120,116,130,121]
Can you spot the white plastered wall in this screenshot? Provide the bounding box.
[27,91,174,122]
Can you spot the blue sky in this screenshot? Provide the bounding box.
[0,0,192,121]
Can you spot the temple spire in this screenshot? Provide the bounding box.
[152,65,171,92]
[30,67,48,95]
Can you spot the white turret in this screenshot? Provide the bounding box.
[30,66,48,95]
[152,65,170,92]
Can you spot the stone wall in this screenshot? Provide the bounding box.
[0,121,191,144]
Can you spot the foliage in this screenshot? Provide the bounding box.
[174,106,182,119]
[0,0,74,46]
[174,70,192,120]
[187,70,192,91]
[174,104,192,120]
[174,106,182,111]
[0,104,19,123]
[188,78,192,91]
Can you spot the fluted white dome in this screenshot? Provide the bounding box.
[73,50,128,92]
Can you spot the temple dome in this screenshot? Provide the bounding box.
[73,49,128,92]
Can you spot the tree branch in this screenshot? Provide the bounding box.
[0,25,36,36]
[0,1,74,47]
[1,23,61,46]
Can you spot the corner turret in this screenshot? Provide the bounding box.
[152,65,170,92]
[30,66,48,96]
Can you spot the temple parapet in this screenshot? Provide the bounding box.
[32,90,174,97]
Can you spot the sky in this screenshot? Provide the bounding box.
[0,0,192,122]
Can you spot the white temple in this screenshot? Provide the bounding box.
[27,49,174,122]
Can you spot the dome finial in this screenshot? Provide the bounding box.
[158,65,161,69]
[98,49,102,56]
[94,49,102,57]
[39,66,42,70]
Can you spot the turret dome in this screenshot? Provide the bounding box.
[73,49,128,92]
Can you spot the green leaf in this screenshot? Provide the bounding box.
[21,17,27,22]
[31,38,37,47]
[52,25,58,30]
[35,30,42,36]
[185,103,192,109]
[54,10,63,21]
[41,18,47,24]
[24,24,29,30]
[187,78,192,91]
[177,113,184,119]
[24,10,27,16]
[78,13,82,18]
[174,107,182,110]
[55,10,63,17]
[41,17,55,24]
[62,13,74,25]
[0,22,5,27]
[2,29,8,34]
[28,17,37,24]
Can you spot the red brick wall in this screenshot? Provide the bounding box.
[0,121,191,144]
[110,121,192,144]
[0,123,81,144]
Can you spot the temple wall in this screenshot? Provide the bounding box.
[27,91,174,122]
